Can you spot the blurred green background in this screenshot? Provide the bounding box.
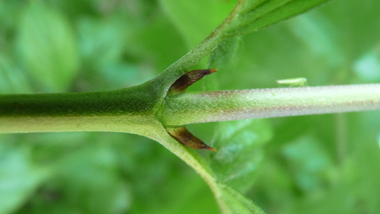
[1,0,380,213]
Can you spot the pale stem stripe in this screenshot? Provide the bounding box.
[161,84,380,126]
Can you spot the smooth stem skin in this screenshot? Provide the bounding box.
[159,84,380,126]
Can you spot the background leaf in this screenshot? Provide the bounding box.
[1,0,380,213]
[225,0,331,36]
[216,183,265,214]
[0,53,32,94]
[210,120,272,193]
[17,2,79,92]
[0,142,48,214]
[159,0,236,48]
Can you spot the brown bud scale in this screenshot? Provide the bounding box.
[167,126,216,151]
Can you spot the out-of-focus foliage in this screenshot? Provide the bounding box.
[17,2,79,92]
[1,0,380,213]
[209,120,272,193]
[160,0,235,48]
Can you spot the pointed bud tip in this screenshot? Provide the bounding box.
[206,146,217,151]
[209,68,218,73]
[202,69,218,75]
[200,143,217,151]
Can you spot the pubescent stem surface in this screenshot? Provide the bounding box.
[1,83,379,133]
[0,82,163,134]
[159,84,380,126]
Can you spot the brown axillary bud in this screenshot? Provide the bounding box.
[165,69,218,151]
[167,126,217,151]
[168,69,218,96]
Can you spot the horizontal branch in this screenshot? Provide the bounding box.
[159,84,380,126]
[0,83,162,134]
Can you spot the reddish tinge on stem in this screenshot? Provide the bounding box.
[167,69,218,96]
[165,69,218,151]
[167,126,216,151]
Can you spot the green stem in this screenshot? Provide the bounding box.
[152,0,244,82]
[0,0,240,134]
[154,29,224,84]
[0,83,162,134]
[160,84,380,126]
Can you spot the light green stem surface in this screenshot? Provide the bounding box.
[160,84,380,126]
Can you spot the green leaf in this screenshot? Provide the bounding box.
[159,0,236,48]
[351,139,380,213]
[136,125,267,214]
[0,143,48,214]
[281,135,334,193]
[201,36,242,91]
[216,183,265,214]
[225,0,332,36]
[78,16,129,69]
[210,120,272,193]
[0,0,22,33]
[284,12,344,68]
[76,15,155,90]
[17,2,79,92]
[127,14,188,71]
[322,0,380,59]
[353,50,380,83]
[0,53,32,94]
[51,145,131,214]
[130,167,220,214]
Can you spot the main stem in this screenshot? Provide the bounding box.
[0,83,162,134]
[160,84,380,126]
[2,83,380,133]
